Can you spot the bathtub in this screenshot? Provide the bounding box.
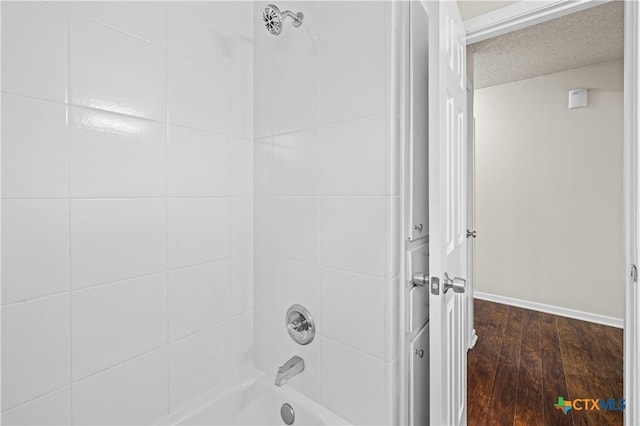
[165,370,350,426]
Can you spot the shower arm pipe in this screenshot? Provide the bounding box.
[267,4,304,27]
[281,9,303,26]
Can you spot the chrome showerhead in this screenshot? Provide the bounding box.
[263,4,304,36]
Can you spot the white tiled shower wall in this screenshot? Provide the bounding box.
[252,2,402,424]
[2,1,405,425]
[1,2,253,424]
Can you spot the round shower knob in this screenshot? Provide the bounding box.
[285,304,315,345]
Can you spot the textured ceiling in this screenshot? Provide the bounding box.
[469,1,623,89]
[457,0,519,21]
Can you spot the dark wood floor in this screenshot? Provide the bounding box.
[468,299,623,426]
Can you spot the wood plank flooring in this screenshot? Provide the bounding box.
[468,299,623,426]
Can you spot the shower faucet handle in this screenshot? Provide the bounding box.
[288,315,309,332]
[285,305,315,345]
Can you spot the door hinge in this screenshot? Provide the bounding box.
[632,265,638,283]
[466,229,477,238]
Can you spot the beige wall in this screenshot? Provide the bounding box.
[474,59,624,319]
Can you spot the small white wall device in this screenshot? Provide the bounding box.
[568,88,588,109]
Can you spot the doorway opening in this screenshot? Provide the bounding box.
[464,2,625,424]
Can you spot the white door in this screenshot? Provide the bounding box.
[466,84,477,350]
[427,1,468,425]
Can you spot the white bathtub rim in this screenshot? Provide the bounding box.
[161,369,262,425]
[161,368,351,426]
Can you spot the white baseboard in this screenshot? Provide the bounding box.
[474,291,624,329]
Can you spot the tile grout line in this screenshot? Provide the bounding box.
[226,1,235,385]
[70,308,252,398]
[67,9,252,84]
[164,1,170,419]
[0,384,72,416]
[252,251,398,282]
[0,306,251,419]
[314,29,324,402]
[65,3,74,423]
[0,89,254,141]
[382,4,392,374]
[1,254,253,309]
[3,195,258,201]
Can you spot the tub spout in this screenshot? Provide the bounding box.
[275,355,304,387]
